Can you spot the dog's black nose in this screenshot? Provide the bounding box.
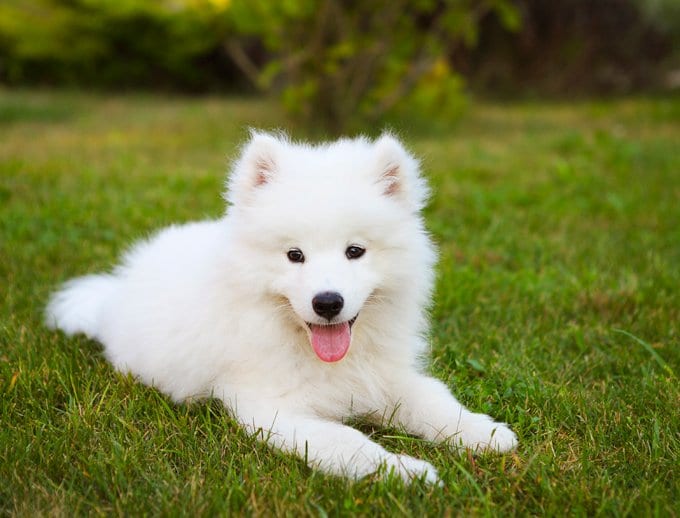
[312,291,344,320]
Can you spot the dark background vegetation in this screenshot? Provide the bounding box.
[1,0,678,131]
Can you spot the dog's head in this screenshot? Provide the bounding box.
[226,131,435,362]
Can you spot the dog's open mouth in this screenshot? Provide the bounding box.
[306,316,357,363]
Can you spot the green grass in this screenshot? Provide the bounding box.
[1,89,679,515]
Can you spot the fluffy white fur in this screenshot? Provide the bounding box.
[46,132,517,484]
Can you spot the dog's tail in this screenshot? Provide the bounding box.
[45,273,118,339]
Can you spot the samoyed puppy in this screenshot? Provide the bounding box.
[46,132,517,483]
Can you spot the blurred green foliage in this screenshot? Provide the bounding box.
[1,0,677,131]
[225,0,519,132]
[0,0,518,132]
[0,0,234,89]
[638,0,680,45]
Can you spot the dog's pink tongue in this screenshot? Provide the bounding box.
[310,323,351,362]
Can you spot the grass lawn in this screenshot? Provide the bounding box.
[1,89,678,515]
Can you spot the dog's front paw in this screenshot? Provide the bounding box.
[483,421,518,452]
[383,454,441,485]
[455,413,518,453]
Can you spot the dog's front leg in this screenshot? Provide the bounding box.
[232,400,439,483]
[386,374,518,452]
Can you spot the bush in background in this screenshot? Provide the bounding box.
[1,0,677,131]
[0,0,236,90]
[225,0,519,132]
[1,0,520,132]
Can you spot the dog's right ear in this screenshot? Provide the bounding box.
[225,131,283,206]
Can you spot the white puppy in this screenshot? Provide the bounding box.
[46,132,517,483]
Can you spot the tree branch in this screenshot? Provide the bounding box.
[224,40,264,91]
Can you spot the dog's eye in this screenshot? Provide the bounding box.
[345,245,365,260]
[287,248,305,263]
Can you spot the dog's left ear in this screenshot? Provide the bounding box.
[226,131,284,206]
[373,133,429,211]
